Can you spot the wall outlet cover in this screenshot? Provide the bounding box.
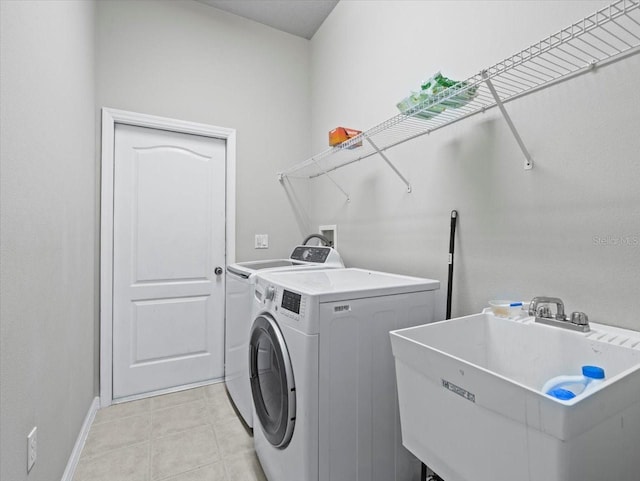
[255,234,269,249]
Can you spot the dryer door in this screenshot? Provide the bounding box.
[249,314,296,449]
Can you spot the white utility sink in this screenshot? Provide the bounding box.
[390,312,640,481]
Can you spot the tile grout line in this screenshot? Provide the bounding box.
[79,435,151,462]
[152,420,216,443]
[93,408,151,426]
[156,459,223,481]
[148,406,154,481]
[212,422,232,481]
[79,410,153,461]
[149,423,221,481]
[149,404,218,481]
[150,400,219,442]
[151,397,205,414]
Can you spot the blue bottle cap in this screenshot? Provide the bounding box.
[582,365,605,379]
[548,388,576,400]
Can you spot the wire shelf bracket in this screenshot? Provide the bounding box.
[366,137,412,193]
[279,159,351,202]
[482,71,534,170]
[318,166,350,202]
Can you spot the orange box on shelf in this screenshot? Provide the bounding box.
[329,127,362,148]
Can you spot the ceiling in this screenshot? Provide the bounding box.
[196,0,339,40]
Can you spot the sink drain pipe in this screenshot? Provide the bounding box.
[420,210,458,481]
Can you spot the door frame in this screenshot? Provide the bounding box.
[99,108,236,407]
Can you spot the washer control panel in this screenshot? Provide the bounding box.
[279,288,305,321]
[281,289,301,314]
[288,245,343,267]
[290,246,331,263]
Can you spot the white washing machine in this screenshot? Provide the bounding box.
[249,268,440,481]
[225,245,344,427]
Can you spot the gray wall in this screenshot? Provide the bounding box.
[2,1,312,478]
[0,1,97,480]
[308,0,640,329]
[96,0,313,262]
[1,1,638,478]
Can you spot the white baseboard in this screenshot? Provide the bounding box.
[60,396,100,481]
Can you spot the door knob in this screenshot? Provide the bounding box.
[214,266,223,275]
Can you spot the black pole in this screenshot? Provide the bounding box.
[420,211,458,481]
[446,210,458,321]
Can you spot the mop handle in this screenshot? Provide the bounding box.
[446,210,458,320]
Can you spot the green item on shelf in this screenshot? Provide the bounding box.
[421,71,478,109]
[396,91,446,119]
[397,71,478,119]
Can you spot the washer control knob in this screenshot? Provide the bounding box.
[265,285,276,302]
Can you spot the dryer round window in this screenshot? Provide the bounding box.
[249,314,296,449]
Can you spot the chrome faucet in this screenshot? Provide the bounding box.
[529,296,566,320]
[528,296,590,332]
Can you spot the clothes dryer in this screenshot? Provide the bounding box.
[249,268,440,481]
[225,245,343,427]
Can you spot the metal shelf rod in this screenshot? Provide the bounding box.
[311,159,350,201]
[366,137,412,193]
[482,72,533,170]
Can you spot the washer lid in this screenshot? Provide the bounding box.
[258,268,440,302]
[228,246,343,277]
[236,259,303,270]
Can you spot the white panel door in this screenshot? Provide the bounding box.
[112,123,226,399]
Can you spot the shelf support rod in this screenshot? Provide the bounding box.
[482,71,534,170]
[312,161,351,202]
[365,137,412,193]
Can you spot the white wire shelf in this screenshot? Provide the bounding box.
[278,0,640,196]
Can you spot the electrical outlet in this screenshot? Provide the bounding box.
[27,426,37,472]
[254,234,269,249]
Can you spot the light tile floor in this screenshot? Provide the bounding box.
[73,383,266,481]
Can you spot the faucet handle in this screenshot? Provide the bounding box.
[570,311,589,326]
[537,305,553,318]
